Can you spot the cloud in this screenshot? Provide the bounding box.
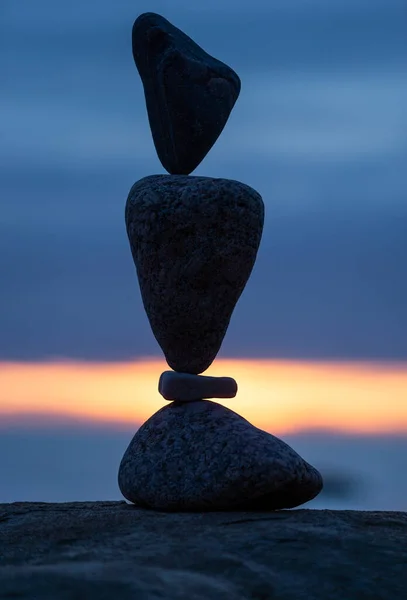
[0,99,155,168]
[221,72,407,161]
[2,70,405,167]
[1,0,405,362]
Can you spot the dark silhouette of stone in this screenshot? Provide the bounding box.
[120,13,323,518]
[118,400,323,511]
[125,174,264,374]
[132,12,241,175]
[159,371,237,402]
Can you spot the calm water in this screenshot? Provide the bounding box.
[1,424,407,510]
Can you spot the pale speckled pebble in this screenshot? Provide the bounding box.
[158,371,237,401]
[118,400,323,511]
[125,174,264,374]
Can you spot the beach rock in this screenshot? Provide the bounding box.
[158,371,237,402]
[2,502,406,600]
[118,400,323,511]
[126,175,264,374]
[132,12,241,174]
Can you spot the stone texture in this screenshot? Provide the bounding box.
[118,400,322,511]
[126,175,264,374]
[159,371,237,401]
[1,502,407,600]
[132,12,241,174]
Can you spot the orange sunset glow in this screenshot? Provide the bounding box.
[1,359,407,434]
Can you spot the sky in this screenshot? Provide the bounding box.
[0,0,406,507]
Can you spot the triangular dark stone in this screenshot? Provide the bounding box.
[126,175,264,374]
[132,12,241,175]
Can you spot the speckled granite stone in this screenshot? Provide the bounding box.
[132,12,240,174]
[118,401,323,511]
[126,175,264,374]
[158,371,237,402]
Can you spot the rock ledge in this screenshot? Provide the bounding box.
[1,502,406,599]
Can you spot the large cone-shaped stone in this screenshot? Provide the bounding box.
[118,401,323,511]
[126,175,264,374]
[132,12,241,174]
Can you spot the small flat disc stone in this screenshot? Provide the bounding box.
[159,371,238,402]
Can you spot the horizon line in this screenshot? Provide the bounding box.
[2,410,407,438]
[1,358,407,436]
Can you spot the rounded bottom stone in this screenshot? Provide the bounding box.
[118,400,323,511]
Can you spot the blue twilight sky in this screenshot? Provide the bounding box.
[1,0,406,361]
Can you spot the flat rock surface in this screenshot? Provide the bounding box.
[1,502,406,599]
[126,175,264,374]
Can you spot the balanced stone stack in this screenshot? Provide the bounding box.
[118,12,323,511]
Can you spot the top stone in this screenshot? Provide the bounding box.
[132,12,241,175]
